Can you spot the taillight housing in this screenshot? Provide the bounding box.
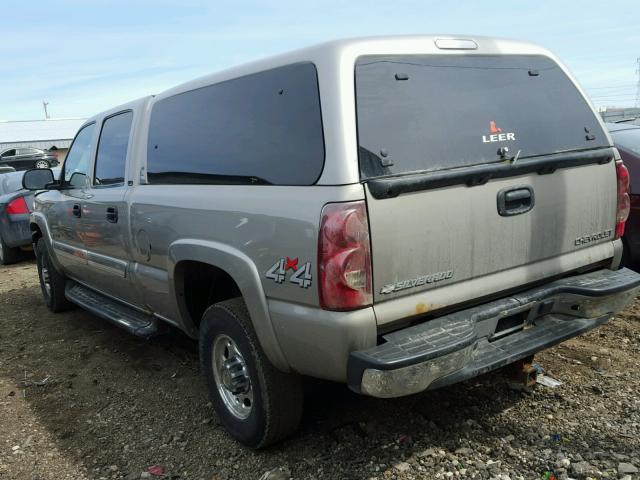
[6,196,29,215]
[615,160,630,239]
[318,201,372,311]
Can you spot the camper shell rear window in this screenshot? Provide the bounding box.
[355,54,608,179]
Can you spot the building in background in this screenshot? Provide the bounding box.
[599,107,640,124]
[0,118,86,163]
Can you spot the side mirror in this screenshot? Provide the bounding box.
[69,171,88,188]
[23,168,55,190]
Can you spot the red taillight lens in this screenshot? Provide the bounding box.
[318,201,372,311]
[615,160,630,239]
[6,196,29,215]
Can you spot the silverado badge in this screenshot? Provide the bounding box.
[380,270,454,294]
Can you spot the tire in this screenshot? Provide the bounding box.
[0,236,21,265]
[620,239,633,269]
[199,298,303,448]
[34,160,51,169]
[36,238,73,312]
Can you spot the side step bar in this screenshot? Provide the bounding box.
[65,281,161,338]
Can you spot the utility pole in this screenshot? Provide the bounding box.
[636,57,640,108]
[42,100,50,119]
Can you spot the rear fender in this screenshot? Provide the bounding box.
[168,238,289,372]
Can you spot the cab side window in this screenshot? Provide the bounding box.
[1,149,16,158]
[94,111,133,186]
[64,124,96,188]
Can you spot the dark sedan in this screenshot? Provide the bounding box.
[0,170,35,264]
[0,147,59,171]
[608,122,640,267]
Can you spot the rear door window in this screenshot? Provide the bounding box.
[355,55,608,179]
[94,111,133,186]
[146,62,324,185]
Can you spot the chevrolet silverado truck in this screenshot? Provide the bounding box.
[22,35,640,448]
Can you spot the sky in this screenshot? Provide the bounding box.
[1,0,638,121]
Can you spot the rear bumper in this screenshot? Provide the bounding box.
[0,213,31,248]
[347,268,640,398]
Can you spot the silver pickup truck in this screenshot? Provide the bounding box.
[23,35,640,448]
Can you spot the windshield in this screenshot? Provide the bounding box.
[612,128,640,156]
[355,54,608,179]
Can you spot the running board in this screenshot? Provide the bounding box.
[65,281,161,338]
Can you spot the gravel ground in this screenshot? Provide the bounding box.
[0,259,639,480]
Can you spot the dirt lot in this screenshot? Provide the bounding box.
[0,260,639,480]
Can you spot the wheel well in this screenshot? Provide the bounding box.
[175,261,242,329]
[30,224,42,244]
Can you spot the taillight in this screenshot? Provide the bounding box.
[615,160,630,239]
[318,201,372,311]
[6,196,29,215]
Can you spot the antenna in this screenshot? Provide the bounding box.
[42,100,50,119]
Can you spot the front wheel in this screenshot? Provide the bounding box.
[36,238,73,312]
[199,298,303,448]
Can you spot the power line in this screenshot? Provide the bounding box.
[586,83,637,90]
[592,95,637,101]
[591,93,638,98]
[590,91,636,97]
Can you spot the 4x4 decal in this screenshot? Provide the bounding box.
[265,257,312,288]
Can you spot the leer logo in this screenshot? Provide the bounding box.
[482,121,516,143]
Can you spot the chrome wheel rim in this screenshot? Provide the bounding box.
[212,334,253,419]
[39,256,51,297]
[35,160,49,169]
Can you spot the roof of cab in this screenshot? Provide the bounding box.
[82,95,153,129]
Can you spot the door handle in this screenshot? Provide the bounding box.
[106,206,118,223]
[497,186,534,216]
[72,204,82,218]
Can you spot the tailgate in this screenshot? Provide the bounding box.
[354,53,616,323]
[365,163,616,304]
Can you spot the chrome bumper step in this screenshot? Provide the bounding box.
[348,268,640,397]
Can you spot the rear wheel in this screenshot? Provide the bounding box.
[34,160,50,169]
[36,238,72,312]
[199,298,303,448]
[0,236,21,265]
